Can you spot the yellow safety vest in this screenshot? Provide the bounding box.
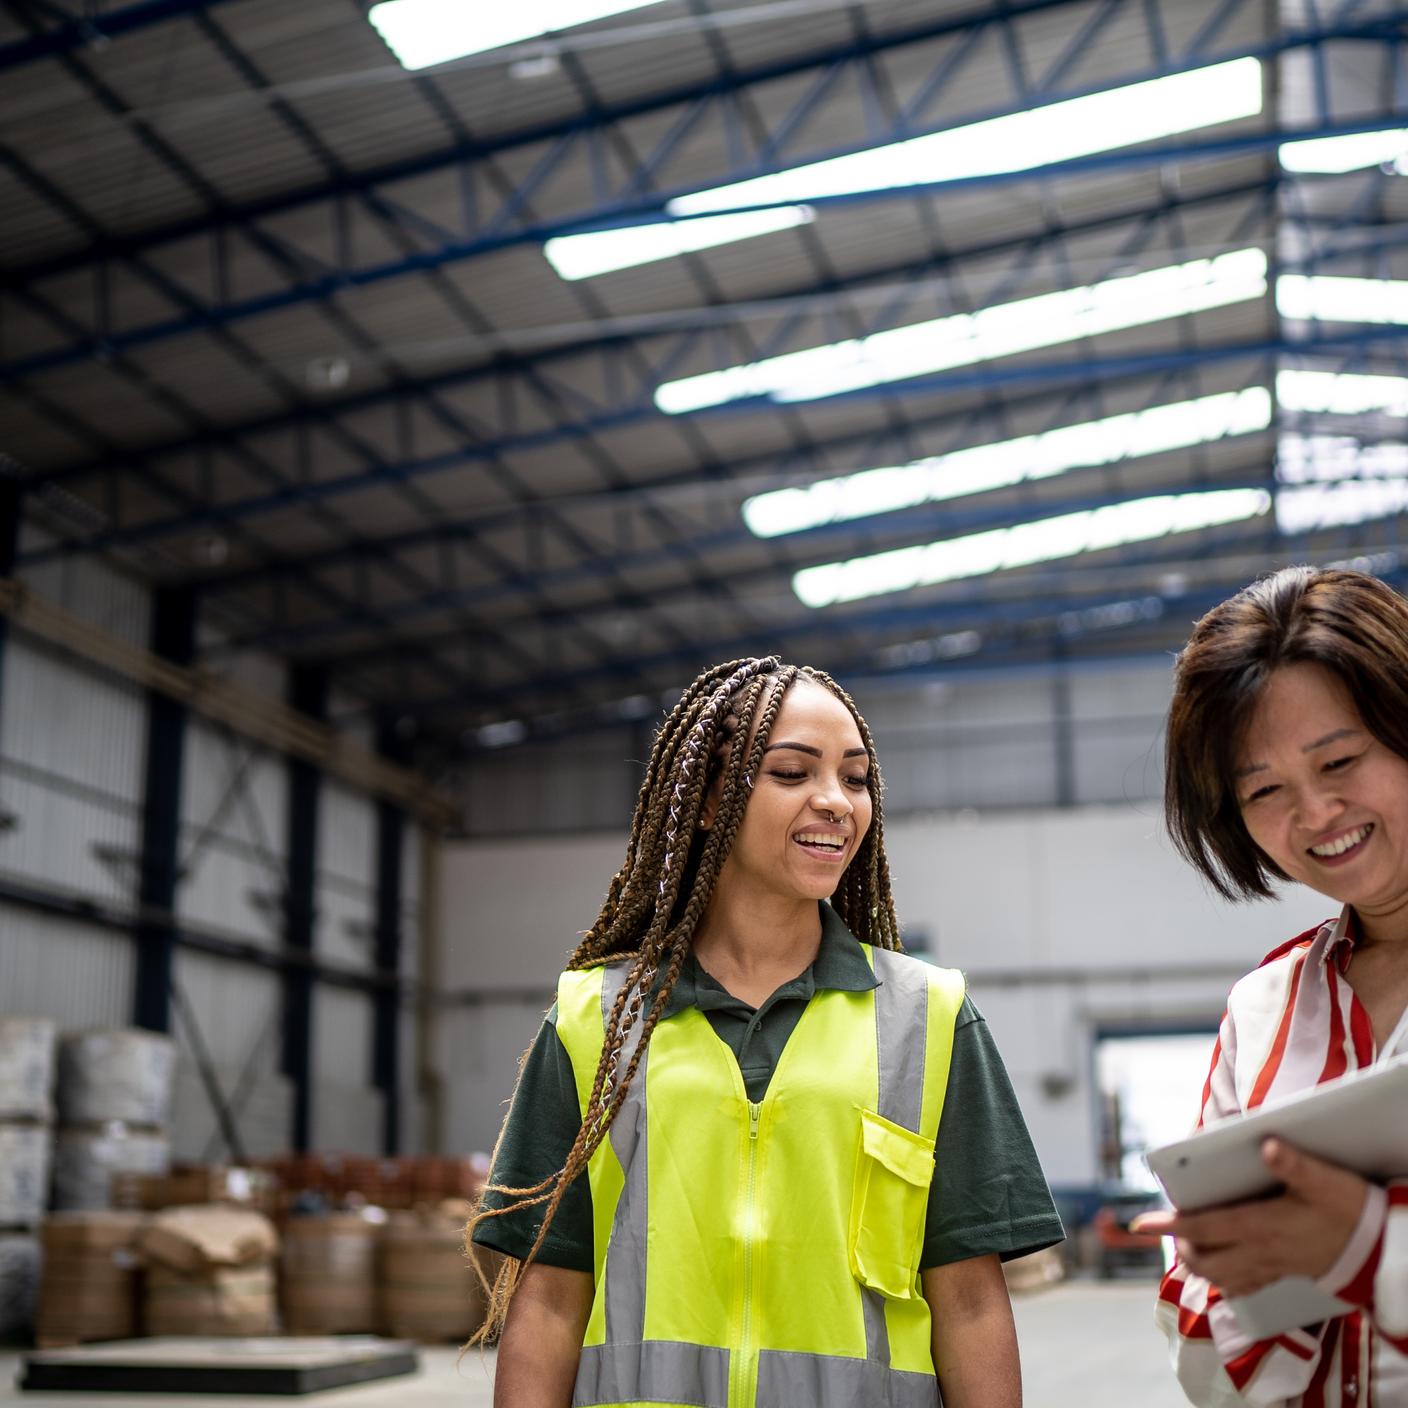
[554,943,966,1408]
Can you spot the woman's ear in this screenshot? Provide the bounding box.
[698,773,724,830]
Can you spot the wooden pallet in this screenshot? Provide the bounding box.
[18,1335,419,1394]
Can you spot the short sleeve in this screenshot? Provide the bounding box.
[921,997,1065,1269]
[471,1012,595,1273]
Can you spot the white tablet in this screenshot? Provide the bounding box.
[1144,1057,1408,1339]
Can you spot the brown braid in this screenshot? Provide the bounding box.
[466,657,902,1342]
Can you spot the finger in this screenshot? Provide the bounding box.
[1262,1139,1367,1206]
[1130,1212,1176,1236]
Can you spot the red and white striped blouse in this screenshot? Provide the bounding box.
[1156,907,1408,1407]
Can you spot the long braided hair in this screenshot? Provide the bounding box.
[467,657,901,1340]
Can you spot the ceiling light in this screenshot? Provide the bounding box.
[548,58,1260,279]
[741,387,1271,537]
[1277,274,1408,324]
[1279,433,1408,483]
[792,490,1271,607]
[1277,369,1408,415]
[1279,128,1408,174]
[658,249,1267,413]
[544,207,813,280]
[368,0,665,70]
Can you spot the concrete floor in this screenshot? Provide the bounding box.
[1,1279,1186,1407]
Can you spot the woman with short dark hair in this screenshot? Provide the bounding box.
[1143,566,1408,1406]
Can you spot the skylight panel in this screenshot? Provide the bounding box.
[674,59,1261,217]
[1276,432,1408,534]
[548,58,1261,279]
[544,208,814,281]
[657,249,1268,413]
[1277,275,1408,325]
[792,490,1271,607]
[368,0,665,70]
[1276,369,1408,416]
[1279,128,1408,174]
[741,388,1271,538]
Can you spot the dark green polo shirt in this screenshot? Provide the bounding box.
[474,904,1063,1272]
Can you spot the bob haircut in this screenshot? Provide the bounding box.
[1165,565,1408,901]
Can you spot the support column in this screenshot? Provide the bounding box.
[1052,649,1076,809]
[373,717,409,1155]
[283,664,326,1154]
[134,586,197,1032]
[0,479,18,709]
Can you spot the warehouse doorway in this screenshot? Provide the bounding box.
[1095,1031,1218,1192]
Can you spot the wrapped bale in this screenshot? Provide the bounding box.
[112,1163,280,1215]
[35,1212,142,1347]
[282,1214,380,1334]
[138,1204,279,1337]
[0,1124,51,1226]
[379,1206,497,1342]
[52,1123,170,1211]
[0,1018,57,1122]
[57,1029,176,1127]
[0,1233,41,1338]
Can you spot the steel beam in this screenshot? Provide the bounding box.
[4,1,1396,296]
[133,585,196,1033]
[372,718,408,1157]
[0,0,241,72]
[282,664,325,1155]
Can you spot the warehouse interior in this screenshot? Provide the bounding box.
[1,0,1405,1400]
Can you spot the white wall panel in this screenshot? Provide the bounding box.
[316,782,375,971]
[0,906,135,1028]
[172,950,284,1075]
[439,998,547,1158]
[312,981,379,1152]
[177,723,288,947]
[0,639,146,906]
[16,524,149,650]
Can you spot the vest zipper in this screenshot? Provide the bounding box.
[732,1100,762,1408]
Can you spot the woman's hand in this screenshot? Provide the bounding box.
[1132,1138,1369,1297]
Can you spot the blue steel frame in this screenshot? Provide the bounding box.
[3,0,1406,741]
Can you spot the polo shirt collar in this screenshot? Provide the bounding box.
[659,901,878,1019]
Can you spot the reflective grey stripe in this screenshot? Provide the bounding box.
[861,1285,889,1367]
[598,964,649,1347]
[870,948,929,1134]
[755,1349,939,1408]
[573,1341,730,1408]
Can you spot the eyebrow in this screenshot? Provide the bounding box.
[1234,728,1364,778]
[763,742,869,759]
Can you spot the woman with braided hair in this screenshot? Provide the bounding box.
[470,657,1062,1408]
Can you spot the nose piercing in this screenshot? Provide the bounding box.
[826,810,843,824]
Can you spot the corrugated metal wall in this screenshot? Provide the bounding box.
[1,519,430,1159]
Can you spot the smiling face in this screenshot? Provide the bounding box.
[707,679,874,908]
[1234,661,1408,925]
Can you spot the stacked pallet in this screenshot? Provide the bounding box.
[0,1018,57,1337]
[52,1030,175,1212]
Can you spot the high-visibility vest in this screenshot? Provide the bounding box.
[554,943,967,1408]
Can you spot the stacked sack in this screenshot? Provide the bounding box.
[137,1205,279,1336]
[52,1030,174,1211]
[0,1018,58,1337]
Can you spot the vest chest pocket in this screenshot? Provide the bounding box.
[848,1108,934,1301]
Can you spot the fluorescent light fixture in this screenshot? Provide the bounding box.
[742,388,1271,537]
[549,58,1260,279]
[1278,479,1408,533]
[1277,274,1408,325]
[1279,128,1408,174]
[792,489,1271,607]
[544,208,813,280]
[1277,369,1408,415]
[1279,433,1408,483]
[658,249,1268,413]
[368,0,664,69]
